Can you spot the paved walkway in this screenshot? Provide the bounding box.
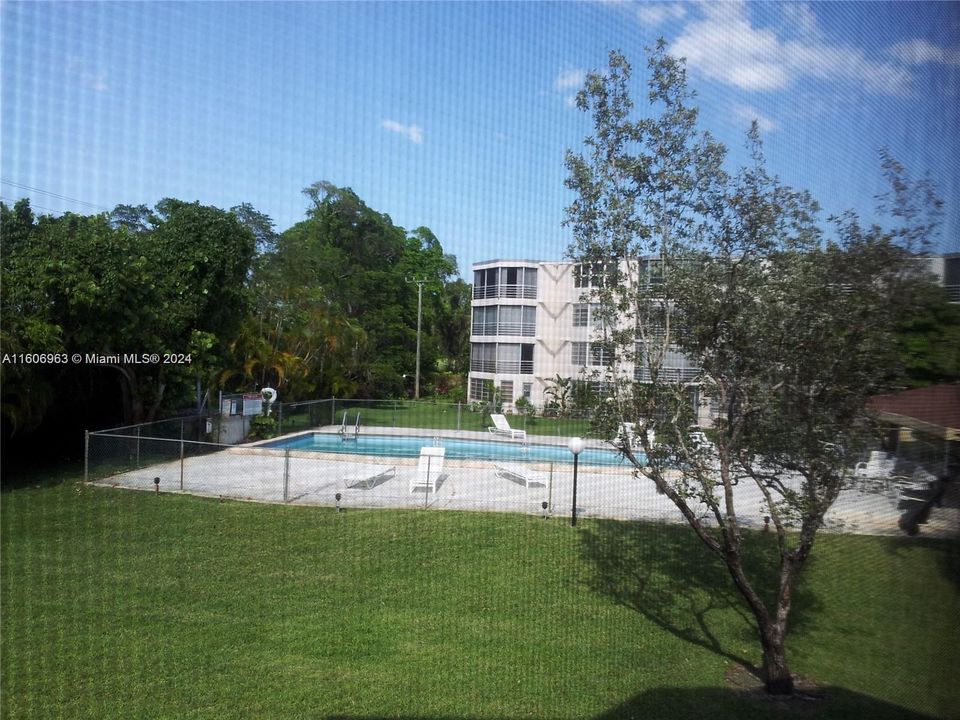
[92,426,958,538]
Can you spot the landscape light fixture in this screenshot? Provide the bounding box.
[335,492,342,513]
[568,437,585,526]
[153,477,160,495]
[541,500,549,520]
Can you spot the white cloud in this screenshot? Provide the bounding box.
[673,2,913,95]
[733,104,776,133]
[554,67,587,91]
[635,3,686,27]
[780,2,820,42]
[888,39,960,66]
[380,119,423,145]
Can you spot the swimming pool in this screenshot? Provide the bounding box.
[262,433,639,467]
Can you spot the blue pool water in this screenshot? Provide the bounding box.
[262,433,638,467]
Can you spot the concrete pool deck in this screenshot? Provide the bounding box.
[92,425,959,538]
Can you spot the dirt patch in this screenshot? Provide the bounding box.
[725,663,826,711]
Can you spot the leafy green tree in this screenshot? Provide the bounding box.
[566,44,936,695]
[895,281,960,387]
[0,200,62,435]
[271,183,458,398]
[436,278,472,374]
[543,375,573,416]
[1,199,256,431]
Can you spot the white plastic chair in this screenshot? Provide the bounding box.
[487,414,527,440]
[340,463,395,490]
[494,462,546,490]
[411,446,445,493]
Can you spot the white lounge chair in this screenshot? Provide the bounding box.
[494,462,545,490]
[411,446,445,493]
[616,422,654,449]
[340,463,395,490]
[487,413,527,440]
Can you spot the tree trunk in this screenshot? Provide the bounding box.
[723,548,797,696]
[760,622,794,695]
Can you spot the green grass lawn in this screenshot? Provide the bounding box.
[2,472,958,719]
[278,399,594,440]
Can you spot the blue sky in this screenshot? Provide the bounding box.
[2,1,958,277]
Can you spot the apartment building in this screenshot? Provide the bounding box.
[926,253,960,303]
[467,253,958,416]
[468,258,700,417]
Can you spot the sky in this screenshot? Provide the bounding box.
[2,1,958,278]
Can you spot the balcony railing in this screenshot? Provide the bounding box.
[635,367,700,382]
[473,283,537,300]
[472,321,536,337]
[470,359,534,374]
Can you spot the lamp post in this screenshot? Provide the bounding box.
[406,276,427,400]
[568,436,585,526]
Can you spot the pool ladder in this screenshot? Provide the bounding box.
[338,411,360,441]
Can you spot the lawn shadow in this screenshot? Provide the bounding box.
[0,457,83,491]
[323,684,942,720]
[578,518,822,676]
[881,532,960,594]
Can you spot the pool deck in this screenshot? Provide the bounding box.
[92,425,959,538]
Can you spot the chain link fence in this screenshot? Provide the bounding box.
[83,396,958,535]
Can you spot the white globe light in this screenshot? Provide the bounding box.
[568,436,586,456]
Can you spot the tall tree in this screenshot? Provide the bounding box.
[0,200,61,436]
[1,199,256,431]
[566,44,936,695]
[268,183,457,398]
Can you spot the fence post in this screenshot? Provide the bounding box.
[136,426,141,468]
[284,449,290,503]
[331,397,336,425]
[84,431,90,484]
[179,438,185,491]
[277,402,283,436]
[548,462,553,512]
[394,400,397,428]
[457,402,461,431]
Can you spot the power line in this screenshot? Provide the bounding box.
[0,179,109,212]
[0,195,65,215]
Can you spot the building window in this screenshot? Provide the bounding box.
[473,267,500,299]
[589,343,613,366]
[473,266,537,299]
[634,342,700,381]
[573,303,604,328]
[500,381,514,403]
[574,262,617,288]
[470,342,534,374]
[470,343,497,372]
[571,341,587,366]
[572,303,588,327]
[571,341,612,367]
[522,382,532,399]
[639,259,664,289]
[469,377,491,401]
[502,267,538,299]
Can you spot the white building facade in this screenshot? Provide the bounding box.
[468,258,701,417]
[468,253,959,418]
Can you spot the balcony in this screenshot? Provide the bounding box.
[473,283,537,300]
[472,321,536,337]
[470,359,534,374]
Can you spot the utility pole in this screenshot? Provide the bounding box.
[406,276,427,399]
